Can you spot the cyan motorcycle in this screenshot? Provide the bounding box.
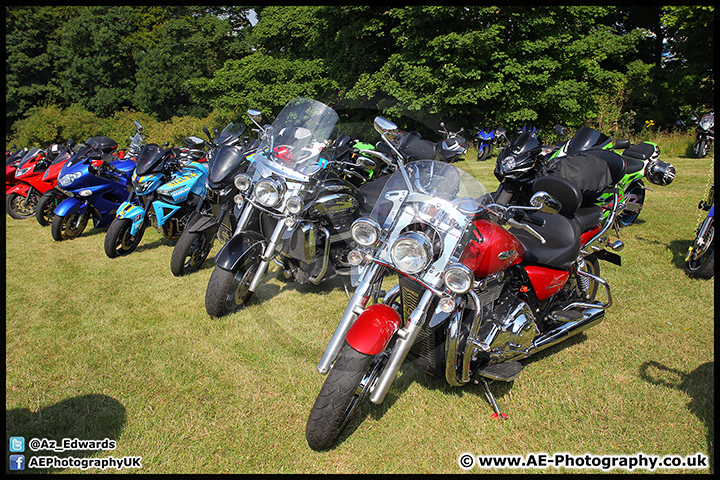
[51,136,134,241]
[685,183,714,279]
[103,129,209,258]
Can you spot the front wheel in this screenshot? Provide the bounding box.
[696,139,708,158]
[204,257,260,317]
[171,230,214,276]
[104,217,146,258]
[685,219,714,279]
[51,211,90,241]
[35,190,65,226]
[477,145,490,161]
[306,342,377,451]
[6,192,38,219]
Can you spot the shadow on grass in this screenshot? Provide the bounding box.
[639,360,714,473]
[5,394,127,474]
[668,238,695,271]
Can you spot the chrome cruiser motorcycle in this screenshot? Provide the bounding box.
[204,97,395,317]
[306,117,621,450]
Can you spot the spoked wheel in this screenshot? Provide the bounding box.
[51,211,90,241]
[35,191,65,226]
[696,140,708,159]
[685,220,714,279]
[104,217,146,258]
[204,257,260,317]
[171,230,214,276]
[306,342,387,451]
[6,192,38,219]
[618,181,645,227]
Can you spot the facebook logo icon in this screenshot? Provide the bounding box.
[10,454,25,470]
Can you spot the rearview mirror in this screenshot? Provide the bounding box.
[134,120,143,132]
[247,109,263,124]
[529,190,562,215]
[374,117,399,139]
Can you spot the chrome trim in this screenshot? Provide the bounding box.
[308,227,331,285]
[460,290,484,384]
[562,270,612,310]
[247,215,288,292]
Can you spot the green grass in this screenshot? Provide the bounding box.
[5,152,714,474]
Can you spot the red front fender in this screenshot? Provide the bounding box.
[346,304,402,355]
[6,183,30,196]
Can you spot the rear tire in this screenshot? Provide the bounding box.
[51,211,90,241]
[618,181,645,227]
[306,342,376,451]
[171,230,214,276]
[104,217,146,258]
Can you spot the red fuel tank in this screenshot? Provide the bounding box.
[459,219,525,278]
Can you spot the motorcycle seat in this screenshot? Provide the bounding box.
[620,155,645,175]
[623,142,657,160]
[574,206,604,232]
[509,212,581,270]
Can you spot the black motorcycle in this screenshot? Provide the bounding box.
[170,122,259,276]
[690,111,714,158]
[685,183,714,279]
[203,97,396,317]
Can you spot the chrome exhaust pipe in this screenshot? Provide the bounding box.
[527,306,605,355]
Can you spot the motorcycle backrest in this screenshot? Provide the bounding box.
[532,176,582,218]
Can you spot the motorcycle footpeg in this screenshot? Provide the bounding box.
[477,361,523,382]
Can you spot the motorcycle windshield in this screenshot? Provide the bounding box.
[365,160,490,289]
[208,145,248,187]
[565,127,610,155]
[126,131,146,157]
[18,147,44,169]
[134,144,167,176]
[250,97,339,180]
[65,145,96,168]
[217,122,246,146]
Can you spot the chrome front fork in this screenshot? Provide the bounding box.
[247,215,287,293]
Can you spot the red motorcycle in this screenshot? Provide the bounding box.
[6,147,53,219]
[306,117,622,450]
[5,146,29,194]
[35,141,77,226]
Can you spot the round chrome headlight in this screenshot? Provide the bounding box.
[234,174,252,192]
[351,218,381,246]
[390,231,433,274]
[286,195,303,214]
[443,263,474,294]
[254,179,283,208]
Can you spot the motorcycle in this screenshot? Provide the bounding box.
[685,183,714,278]
[494,125,675,229]
[5,146,29,194]
[306,117,621,450]
[375,122,467,163]
[474,126,506,162]
[35,140,78,226]
[103,125,209,258]
[51,136,134,241]
[203,97,395,317]
[170,122,259,276]
[690,111,714,158]
[6,146,56,219]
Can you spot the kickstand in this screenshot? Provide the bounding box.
[341,278,351,300]
[480,378,508,420]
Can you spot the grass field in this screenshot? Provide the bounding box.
[5,151,714,474]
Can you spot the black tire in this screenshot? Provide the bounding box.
[51,211,90,241]
[306,342,376,451]
[204,258,260,317]
[104,217,146,258]
[477,145,490,161]
[685,220,714,279]
[35,190,65,226]
[618,181,645,227]
[171,230,214,276]
[696,139,707,158]
[6,192,38,219]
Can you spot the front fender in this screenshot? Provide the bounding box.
[187,212,219,234]
[345,304,403,355]
[54,197,87,217]
[214,230,266,272]
[116,202,147,236]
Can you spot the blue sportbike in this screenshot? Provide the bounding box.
[103,137,209,258]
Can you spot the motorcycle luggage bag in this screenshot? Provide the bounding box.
[540,152,615,205]
[86,136,118,154]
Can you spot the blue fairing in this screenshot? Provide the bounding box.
[54,197,88,217]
